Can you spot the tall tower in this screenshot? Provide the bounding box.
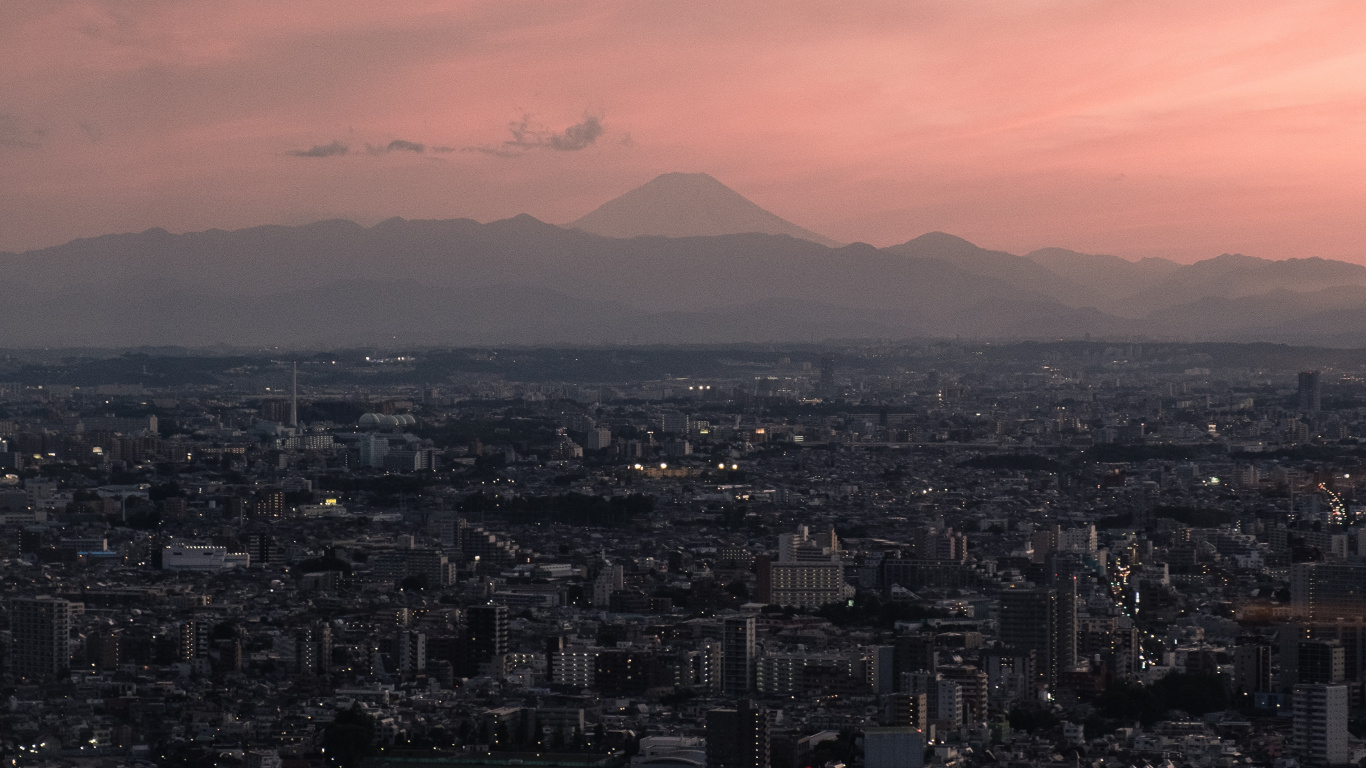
[999,583,1076,690]
[462,604,508,677]
[11,596,71,681]
[1298,370,1322,413]
[290,361,299,428]
[1293,684,1348,767]
[722,616,756,694]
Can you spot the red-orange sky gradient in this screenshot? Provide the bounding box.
[4,1,1366,262]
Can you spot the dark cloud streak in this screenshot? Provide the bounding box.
[367,139,426,155]
[288,140,349,157]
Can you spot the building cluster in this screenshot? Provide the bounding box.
[1,343,1365,768]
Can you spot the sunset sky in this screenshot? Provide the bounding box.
[4,1,1366,262]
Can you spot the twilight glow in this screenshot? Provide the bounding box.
[4,0,1366,262]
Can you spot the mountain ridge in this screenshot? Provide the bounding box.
[7,186,1366,346]
[568,172,842,247]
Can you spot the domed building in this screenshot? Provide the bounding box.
[357,413,407,429]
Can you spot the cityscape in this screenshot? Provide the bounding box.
[8,3,1366,768]
[1,343,1365,768]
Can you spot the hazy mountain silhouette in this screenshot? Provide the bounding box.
[5,205,1366,346]
[1024,247,1181,301]
[569,172,841,246]
[885,232,1095,308]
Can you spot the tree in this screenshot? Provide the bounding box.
[322,703,376,768]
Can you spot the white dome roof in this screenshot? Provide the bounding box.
[358,413,382,428]
[396,414,417,426]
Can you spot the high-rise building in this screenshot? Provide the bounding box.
[584,427,612,451]
[998,580,1076,690]
[11,596,71,681]
[760,526,846,609]
[819,355,835,396]
[1233,638,1272,695]
[1298,640,1346,685]
[705,701,770,768]
[462,604,508,677]
[593,564,625,608]
[879,692,927,730]
[397,630,427,673]
[1298,371,1323,413]
[722,616,756,694]
[1293,684,1348,767]
[1291,563,1366,622]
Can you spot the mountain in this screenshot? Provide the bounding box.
[6,210,1366,347]
[1024,247,1181,301]
[884,232,1094,308]
[1111,254,1366,316]
[568,172,841,246]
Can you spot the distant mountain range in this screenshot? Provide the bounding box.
[4,173,1366,347]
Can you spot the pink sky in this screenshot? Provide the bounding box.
[4,1,1366,262]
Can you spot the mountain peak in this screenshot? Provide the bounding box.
[569,173,841,246]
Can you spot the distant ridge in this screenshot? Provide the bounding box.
[6,213,1366,346]
[569,172,841,246]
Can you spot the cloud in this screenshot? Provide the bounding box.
[465,113,606,157]
[288,140,349,157]
[0,112,43,148]
[505,113,603,151]
[367,138,426,155]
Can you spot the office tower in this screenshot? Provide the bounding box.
[290,361,299,428]
[585,427,612,451]
[1298,371,1322,413]
[998,580,1076,689]
[819,355,835,396]
[722,616,756,694]
[11,596,71,681]
[1298,640,1346,685]
[705,701,770,768]
[1289,622,1366,689]
[463,604,508,676]
[1291,563,1366,621]
[871,645,896,694]
[1293,684,1348,767]
[397,630,427,673]
[1233,639,1272,694]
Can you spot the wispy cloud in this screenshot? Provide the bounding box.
[507,114,603,151]
[288,140,349,158]
[466,113,606,158]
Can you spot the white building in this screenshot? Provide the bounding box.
[1294,684,1348,767]
[585,427,612,451]
[162,544,250,571]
